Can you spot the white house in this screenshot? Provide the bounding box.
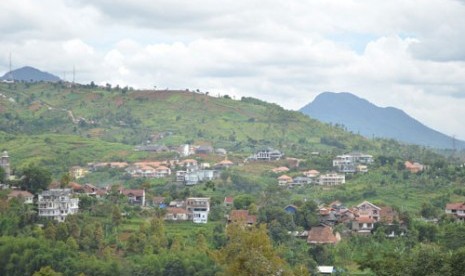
[186,197,210,223]
[38,189,79,222]
[317,173,346,186]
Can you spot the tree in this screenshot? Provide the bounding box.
[59,173,71,188]
[20,165,52,193]
[215,224,291,275]
[33,266,63,276]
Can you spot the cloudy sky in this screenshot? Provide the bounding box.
[1,0,465,139]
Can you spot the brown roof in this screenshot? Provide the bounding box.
[68,182,83,191]
[8,190,33,198]
[166,207,189,214]
[356,216,375,223]
[446,202,465,211]
[307,226,339,244]
[229,210,256,224]
[121,189,144,197]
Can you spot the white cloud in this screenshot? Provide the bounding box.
[1,0,465,139]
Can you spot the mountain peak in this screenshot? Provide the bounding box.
[1,66,61,82]
[300,92,465,149]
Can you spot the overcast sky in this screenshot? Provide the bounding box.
[1,0,465,139]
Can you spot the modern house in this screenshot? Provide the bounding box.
[317,173,345,186]
[186,197,210,223]
[277,175,293,186]
[247,148,283,161]
[38,189,79,222]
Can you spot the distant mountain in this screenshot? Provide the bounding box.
[300,92,465,149]
[0,66,60,82]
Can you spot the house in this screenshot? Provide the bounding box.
[152,196,166,208]
[445,202,465,221]
[307,225,340,244]
[247,148,283,161]
[68,182,83,193]
[272,166,290,174]
[183,170,218,185]
[405,161,424,173]
[303,169,320,178]
[121,189,145,206]
[134,144,169,152]
[164,207,190,221]
[355,201,381,222]
[186,197,210,223]
[317,173,345,186]
[169,200,185,208]
[352,216,376,233]
[176,171,187,182]
[228,210,257,225]
[284,204,298,214]
[214,159,234,169]
[154,166,171,178]
[195,145,214,155]
[292,176,310,185]
[333,153,373,173]
[69,166,88,179]
[224,197,234,207]
[332,155,356,173]
[38,189,79,222]
[180,159,198,172]
[8,190,34,204]
[278,175,293,186]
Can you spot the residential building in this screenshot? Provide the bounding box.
[214,159,234,169]
[284,205,298,214]
[121,189,145,206]
[317,173,345,186]
[355,201,381,222]
[271,166,290,174]
[445,202,465,221]
[195,145,214,155]
[405,161,424,173]
[8,190,34,204]
[228,210,257,225]
[186,197,210,223]
[333,153,373,173]
[184,170,218,185]
[224,197,234,207]
[278,175,293,186]
[352,216,376,233]
[247,148,283,161]
[38,189,79,222]
[307,225,340,244]
[164,207,190,221]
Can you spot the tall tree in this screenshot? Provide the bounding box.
[20,165,52,193]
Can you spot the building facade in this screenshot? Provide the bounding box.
[38,189,79,222]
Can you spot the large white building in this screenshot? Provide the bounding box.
[186,197,210,223]
[38,189,79,222]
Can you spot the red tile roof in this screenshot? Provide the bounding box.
[307,226,339,244]
[121,189,145,197]
[446,202,465,211]
[8,190,33,198]
[229,210,256,224]
[224,197,234,204]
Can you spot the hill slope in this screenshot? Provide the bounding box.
[300,92,465,149]
[0,83,440,172]
[0,66,61,82]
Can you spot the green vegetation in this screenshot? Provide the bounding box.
[2,82,465,275]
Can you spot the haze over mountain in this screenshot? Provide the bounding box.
[0,66,61,82]
[300,92,465,150]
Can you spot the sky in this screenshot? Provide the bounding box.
[1,0,465,139]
